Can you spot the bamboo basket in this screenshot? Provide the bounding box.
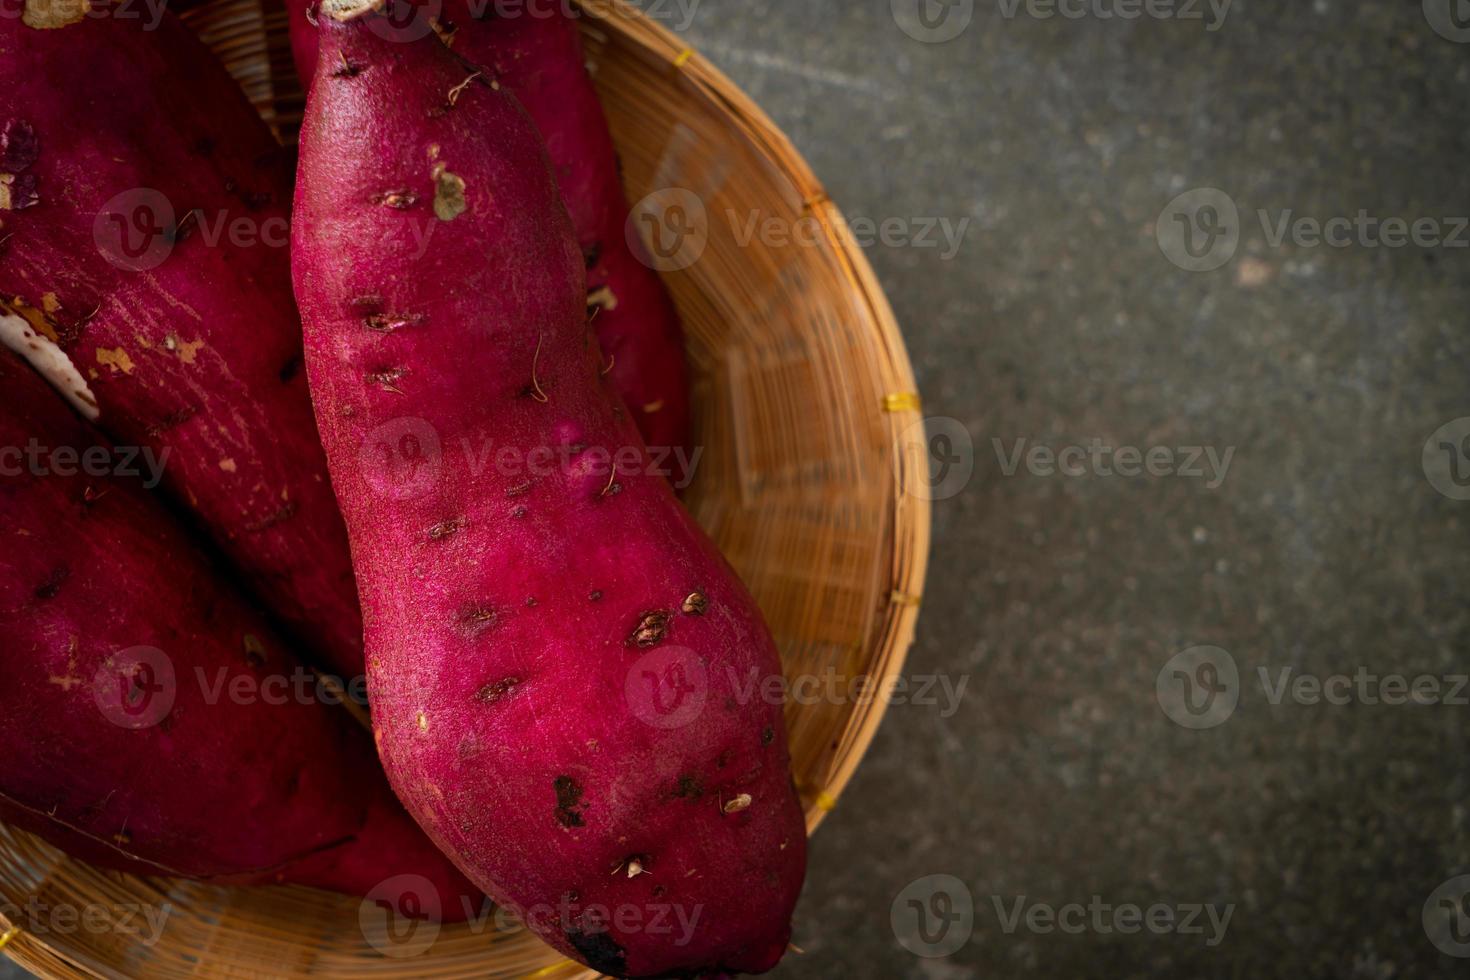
[0,1,930,976]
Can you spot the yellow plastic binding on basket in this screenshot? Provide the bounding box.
[882,392,922,413]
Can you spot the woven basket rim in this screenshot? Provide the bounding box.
[645,23,931,820]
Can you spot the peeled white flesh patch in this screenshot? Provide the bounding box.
[0,312,100,420]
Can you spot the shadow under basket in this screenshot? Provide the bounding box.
[0,1,931,976]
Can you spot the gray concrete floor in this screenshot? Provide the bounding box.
[7,1,1469,978]
[682,1,1470,978]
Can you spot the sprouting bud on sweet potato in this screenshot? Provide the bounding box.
[289,0,693,462]
[0,6,365,679]
[0,351,479,917]
[292,6,805,975]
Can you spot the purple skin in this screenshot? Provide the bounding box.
[0,5,365,679]
[288,0,694,462]
[0,352,480,917]
[292,7,805,976]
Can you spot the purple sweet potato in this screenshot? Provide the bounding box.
[292,6,804,975]
[0,5,364,678]
[0,350,480,917]
[288,0,693,459]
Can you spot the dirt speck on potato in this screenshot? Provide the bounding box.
[1,120,39,172]
[554,775,585,828]
[627,610,671,648]
[432,164,466,220]
[95,347,135,375]
[21,0,86,30]
[475,676,520,704]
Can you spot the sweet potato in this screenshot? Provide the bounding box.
[292,6,804,974]
[288,0,693,459]
[0,5,364,678]
[0,349,480,917]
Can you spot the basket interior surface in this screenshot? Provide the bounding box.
[0,2,929,976]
